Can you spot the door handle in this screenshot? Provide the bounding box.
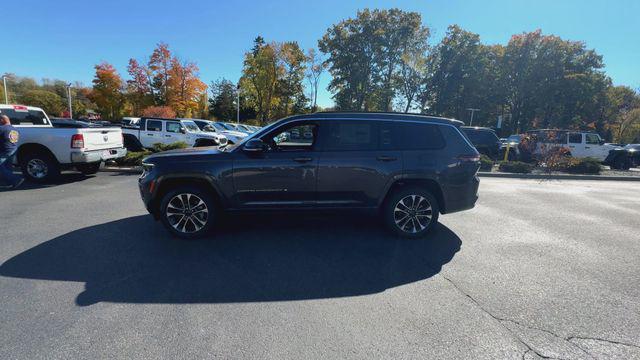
[377,156,397,162]
[165,135,171,137]
[585,146,590,149]
[293,157,313,163]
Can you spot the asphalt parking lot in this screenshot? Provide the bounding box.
[1,173,639,359]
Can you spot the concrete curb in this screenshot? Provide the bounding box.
[478,172,640,181]
[101,166,142,174]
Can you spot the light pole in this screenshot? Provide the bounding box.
[66,83,73,119]
[466,108,480,126]
[236,82,240,124]
[2,76,8,104]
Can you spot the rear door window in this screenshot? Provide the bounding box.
[379,122,445,150]
[401,122,446,150]
[146,120,163,132]
[325,121,377,151]
[568,133,582,144]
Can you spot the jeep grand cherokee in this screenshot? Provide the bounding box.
[138,112,480,239]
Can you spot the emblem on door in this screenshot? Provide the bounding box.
[103,135,109,142]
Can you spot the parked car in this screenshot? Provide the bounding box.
[188,119,228,146]
[210,122,248,144]
[122,117,224,149]
[623,144,640,168]
[222,122,251,137]
[525,129,632,169]
[461,126,502,159]
[1,104,126,182]
[138,112,480,239]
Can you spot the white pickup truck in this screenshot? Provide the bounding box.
[121,117,227,149]
[0,104,126,182]
[525,129,635,169]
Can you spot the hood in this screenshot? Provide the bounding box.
[222,130,248,137]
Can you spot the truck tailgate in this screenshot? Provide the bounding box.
[81,127,124,150]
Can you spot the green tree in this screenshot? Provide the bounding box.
[502,30,608,132]
[18,89,65,116]
[422,25,503,125]
[319,8,430,111]
[209,79,237,120]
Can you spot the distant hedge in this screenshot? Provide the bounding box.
[115,142,188,166]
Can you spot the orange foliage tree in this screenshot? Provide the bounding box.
[142,106,176,118]
[88,62,125,120]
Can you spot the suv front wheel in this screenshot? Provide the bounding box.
[159,186,215,239]
[384,187,439,238]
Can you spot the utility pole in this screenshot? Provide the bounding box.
[236,82,240,124]
[466,108,480,126]
[66,83,73,119]
[2,76,8,104]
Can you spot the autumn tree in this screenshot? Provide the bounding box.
[142,106,176,118]
[148,42,173,105]
[167,58,207,118]
[126,58,153,115]
[89,62,125,120]
[240,38,281,123]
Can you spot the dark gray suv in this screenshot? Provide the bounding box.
[138,112,480,239]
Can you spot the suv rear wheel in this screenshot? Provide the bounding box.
[159,186,215,239]
[384,187,439,238]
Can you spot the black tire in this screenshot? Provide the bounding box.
[76,162,101,175]
[383,186,440,238]
[20,152,60,183]
[159,186,216,239]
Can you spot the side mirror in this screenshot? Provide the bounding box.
[180,127,186,134]
[243,138,266,153]
[599,139,605,145]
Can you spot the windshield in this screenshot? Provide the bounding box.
[213,122,230,131]
[181,120,201,133]
[222,123,238,130]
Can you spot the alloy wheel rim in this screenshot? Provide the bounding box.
[166,193,209,233]
[393,195,432,233]
[27,159,48,179]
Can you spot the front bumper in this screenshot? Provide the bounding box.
[71,147,127,163]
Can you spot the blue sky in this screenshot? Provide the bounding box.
[2,0,639,108]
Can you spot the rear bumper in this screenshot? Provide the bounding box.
[71,147,127,163]
[442,175,480,214]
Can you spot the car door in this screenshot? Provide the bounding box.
[164,121,184,145]
[584,133,607,160]
[567,132,586,157]
[141,119,164,148]
[231,121,320,208]
[316,120,402,207]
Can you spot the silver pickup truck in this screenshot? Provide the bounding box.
[0,104,126,182]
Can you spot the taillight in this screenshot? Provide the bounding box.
[71,134,84,148]
[457,154,481,162]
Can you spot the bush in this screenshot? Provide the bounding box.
[114,141,188,166]
[479,154,494,171]
[115,150,151,166]
[498,161,534,174]
[150,141,188,152]
[556,157,602,174]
